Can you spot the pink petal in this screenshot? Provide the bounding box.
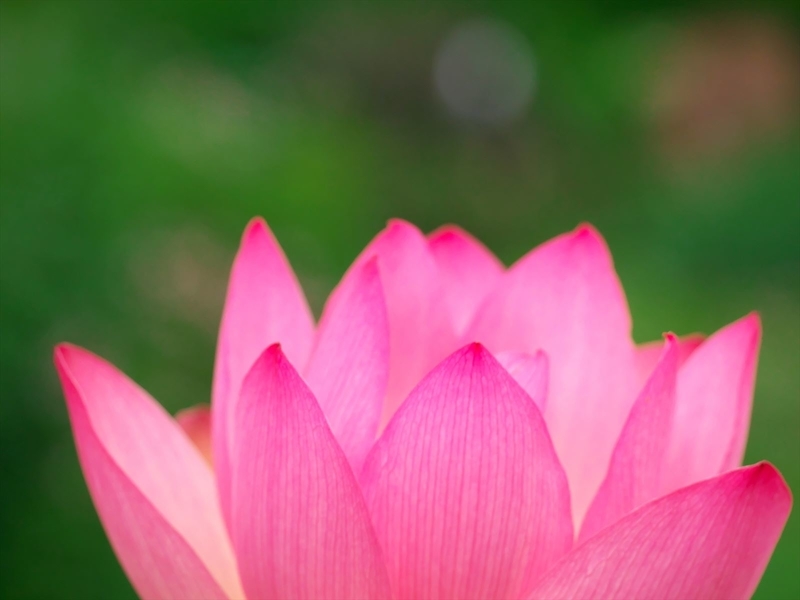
[635,333,704,391]
[529,462,792,600]
[428,225,504,334]
[579,335,679,542]
[176,405,213,467]
[303,258,390,472]
[212,218,315,530]
[230,344,391,600]
[360,343,573,600]
[467,224,636,524]
[495,350,549,412]
[335,219,459,427]
[663,313,762,494]
[55,345,242,600]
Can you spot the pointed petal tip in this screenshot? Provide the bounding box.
[428,224,480,247]
[385,217,415,233]
[749,461,792,502]
[462,341,489,358]
[265,342,284,359]
[53,341,84,363]
[573,222,602,242]
[53,342,70,365]
[742,311,763,337]
[428,223,464,241]
[243,216,268,239]
[53,343,105,394]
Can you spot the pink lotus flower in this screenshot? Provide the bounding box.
[54,218,791,600]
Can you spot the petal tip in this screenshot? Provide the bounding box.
[573,222,602,242]
[750,461,793,503]
[742,311,763,335]
[243,216,268,239]
[53,343,98,375]
[565,222,611,259]
[265,342,283,358]
[382,219,425,245]
[428,224,466,243]
[460,342,495,365]
[53,342,70,365]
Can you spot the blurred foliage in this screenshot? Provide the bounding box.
[1,1,798,598]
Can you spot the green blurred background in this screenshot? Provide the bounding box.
[1,1,798,598]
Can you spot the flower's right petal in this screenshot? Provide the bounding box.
[579,335,678,541]
[212,217,315,530]
[176,405,213,467]
[55,345,242,600]
[304,258,390,473]
[428,225,504,334]
[635,333,703,391]
[664,313,761,494]
[231,345,391,600]
[529,463,792,600]
[360,344,573,600]
[495,350,549,412]
[467,225,636,524]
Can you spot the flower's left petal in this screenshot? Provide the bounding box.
[467,224,636,524]
[360,344,573,600]
[212,218,315,531]
[231,344,391,600]
[304,258,390,473]
[428,225,504,334]
[664,313,761,494]
[579,335,678,542]
[496,350,549,412]
[176,405,213,467]
[55,345,242,600]
[635,333,703,391]
[529,463,792,600]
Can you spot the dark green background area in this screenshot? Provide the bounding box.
[1,1,798,598]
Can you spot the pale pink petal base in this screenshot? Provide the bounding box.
[231,345,391,600]
[529,463,792,600]
[176,405,213,467]
[361,344,573,600]
[55,345,242,600]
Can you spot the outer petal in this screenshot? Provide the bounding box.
[635,333,703,391]
[303,258,390,472]
[212,218,315,530]
[495,350,549,412]
[664,313,761,494]
[360,344,573,600]
[176,405,213,467]
[335,220,459,427]
[529,463,792,600]
[428,225,504,334]
[579,335,678,541]
[467,224,636,523]
[231,345,391,600]
[55,345,242,600]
